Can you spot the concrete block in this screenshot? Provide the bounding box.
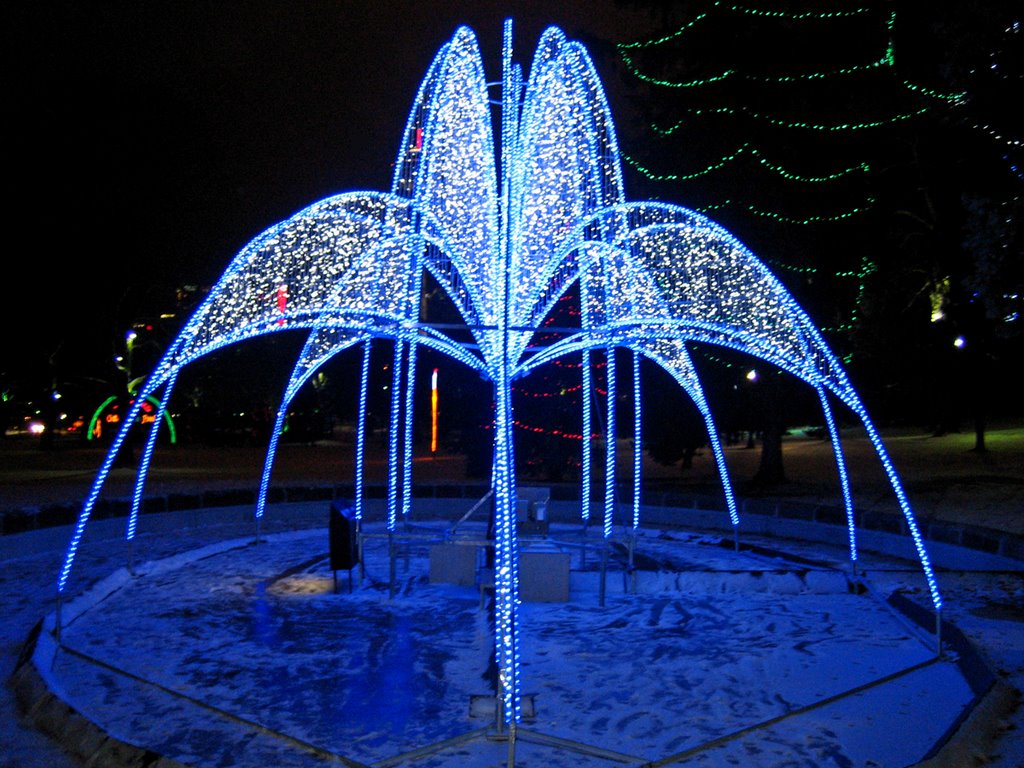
[429,542,478,587]
[519,550,571,602]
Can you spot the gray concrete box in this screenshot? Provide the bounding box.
[429,542,478,586]
[519,550,571,602]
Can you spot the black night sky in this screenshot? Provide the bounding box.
[4,1,1021,429]
[5,2,651,391]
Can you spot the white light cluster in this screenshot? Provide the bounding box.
[60,20,944,725]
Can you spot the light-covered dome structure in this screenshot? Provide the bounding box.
[58,20,941,731]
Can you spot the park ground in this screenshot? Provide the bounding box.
[2,417,1022,535]
[0,418,1022,767]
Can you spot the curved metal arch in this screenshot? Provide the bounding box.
[511,27,626,328]
[409,26,502,332]
[510,199,823,374]
[416,212,495,334]
[527,203,846,385]
[562,41,627,210]
[518,318,929,582]
[127,369,180,544]
[817,385,858,564]
[390,38,451,195]
[547,318,826,388]
[825,377,942,610]
[255,330,369,521]
[631,340,739,528]
[171,192,415,362]
[59,207,434,593]
[618,234,817,360]
[515,331,740,529]
[591,221,818,362]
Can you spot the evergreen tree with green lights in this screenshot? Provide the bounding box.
[610,0,1021,471]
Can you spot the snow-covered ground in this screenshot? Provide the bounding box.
[4,507,1021,768]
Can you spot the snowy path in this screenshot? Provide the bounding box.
[9,512,1007,768]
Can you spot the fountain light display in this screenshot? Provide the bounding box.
[57,20,941,731]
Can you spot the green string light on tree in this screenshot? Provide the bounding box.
[727,2,872,21]
[652,105,931,136]
[619,1,872,52]
[615,2,941,349]
[618,50,890,89]
[691,198,876,225]
[623,146,869,183]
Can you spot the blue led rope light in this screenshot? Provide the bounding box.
[632,350,642,529]
[835,387,942,610]
[604,345,617,538]
[257,403,288,521]
[400,231,423,528]
[653,344,740,529]
[58,193,421,591]
[581,349,593,522]
[575,113,595,526]
[401,339,419,519]
[355,339,372,521]
[387,339,404,531]
[494,19,522,726]
[256,331,364,520]
[127,368,178,541]
[59,388,152,592]
[818,386,857,563]
[57,23,943,726]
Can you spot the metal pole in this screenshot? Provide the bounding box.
[55,593,62,644]
[628,534,636,595]
[507,720,517,767]
[357,525,365,583]
[599,545,607,607]
[935,607,943,657]
[389,532,396,599]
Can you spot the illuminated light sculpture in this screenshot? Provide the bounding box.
[86,394,177,444]
[57,20,942,736]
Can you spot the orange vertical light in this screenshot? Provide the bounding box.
[430,368,439,453]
